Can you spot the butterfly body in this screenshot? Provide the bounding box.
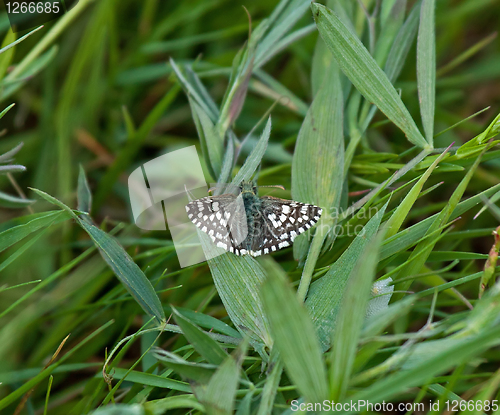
[185,181,322,257]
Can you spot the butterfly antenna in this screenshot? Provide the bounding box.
[258,185,286,191]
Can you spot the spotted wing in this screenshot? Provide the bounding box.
[248,196,323,257]
[185,194,248,253]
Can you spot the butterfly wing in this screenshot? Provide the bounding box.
[249,196,323,256]
[185,194,248,253]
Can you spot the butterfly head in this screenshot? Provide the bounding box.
[239,180,258,196]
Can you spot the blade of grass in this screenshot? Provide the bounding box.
[0,320,114,411]
[306,203,388,350]
[230,117,271,187]
[385,145,451,239]
[312,2,429,149]
[31,188,166,323]
[261,263,328,403]
[77,165,92,214]
[392,144,491,300]
[194,341,247,415]
[293,61,344,273]
[417,0,436,145]
[171,307,228,365]
[329,232,383,401]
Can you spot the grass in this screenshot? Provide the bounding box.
[1,0,500,414]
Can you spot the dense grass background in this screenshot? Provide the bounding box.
[1,0,500,414]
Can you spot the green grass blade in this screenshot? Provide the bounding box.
[362,296,415,338]
[93,85,180,210]
[153,349,216,384]
[0,45,58,101]
[0,30,16,81]
[0,226,49,273]
[77,165,92,214]
[196,342,247,415]
[381,180,500,260]
[292,64,344,209]
[32,188,165,323]
[87,404,144,414]
[190,99,224,179]
[385,146,450,239]
[195,218,271,350]
[454,112,500,159]
[0,190,35,208]
[384,0,421,83]
[0,26,43,55]
[292,62,344,267]
[171,307,228,365]
[255,0,310,67]
[174,306,241,339]
[205,253,272,350]
[216,136,235,191]
[349,326,500,410]
[0,103,15,120]
[306,203,387,350]
[393,146,490,299]
[436,31,498,77]
[0,320,114,411]
[374,0,407,67]
[4,0,96,82]
[78,219,165,323]
[230,117,271,186]
[329,232,382,401]
[417,0,436,145]
[110,368,191,393]
[261,263,328,403]
[170,58,218,122]
[312,3,429,149]
[256,354,283,415]
[0,210,71,253]
[145,396,205,414]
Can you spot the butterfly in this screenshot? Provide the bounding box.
[185,181,322,257]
